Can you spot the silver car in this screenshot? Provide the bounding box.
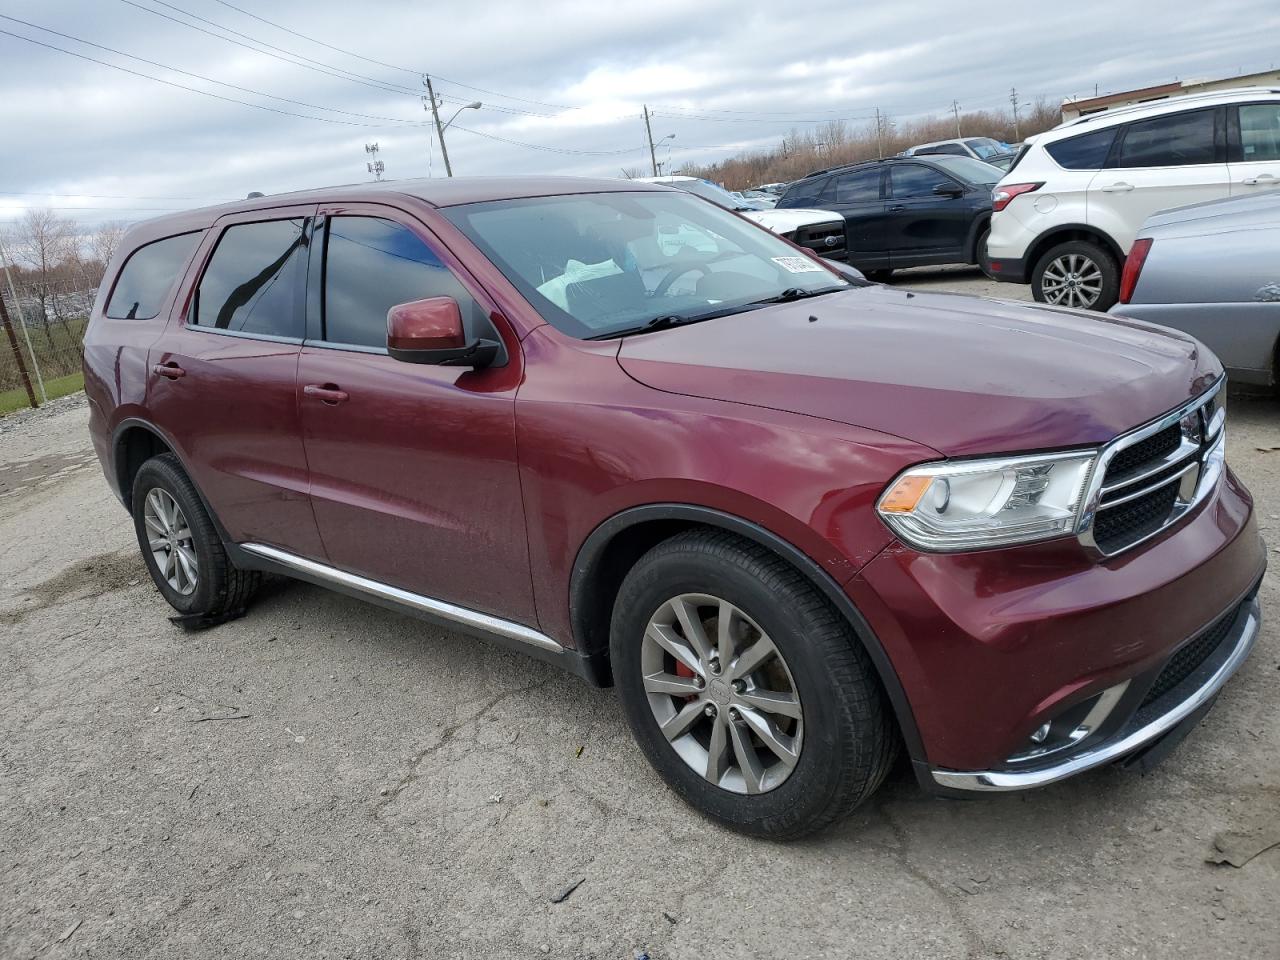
[1111,192,1280,389]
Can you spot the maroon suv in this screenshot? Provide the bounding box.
[85,177,1265,838]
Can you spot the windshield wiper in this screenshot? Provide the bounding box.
[749,285,848,306]
[587,303,763,340]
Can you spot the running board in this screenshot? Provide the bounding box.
[238,543,563,653]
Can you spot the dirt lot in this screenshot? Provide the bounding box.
[2,272,1278,960]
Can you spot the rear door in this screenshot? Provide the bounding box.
[1228,101,1280,194]
[816,166,888,266]
[1087,107,1230,252]
[148,205,325,557]
[884,162,971,265]
[296,204,537,623]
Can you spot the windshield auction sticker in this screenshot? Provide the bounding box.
[772,256,825,273]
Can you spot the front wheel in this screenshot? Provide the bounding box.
[610,530,896,839]
[862,268,893,283]
[131,453,259,619]
[1031,240,1119,311]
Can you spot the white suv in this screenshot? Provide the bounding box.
[986,86,1280,310]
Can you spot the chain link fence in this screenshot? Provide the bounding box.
[1,266,103,415]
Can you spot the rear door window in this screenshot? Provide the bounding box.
[105,232,201,320]
[824,168,882,203]
[1238,103,1280,162]
[321,216,479,349]
[192,218,308,337]
[1117,109,1217,167]
[780,177,830,207]
[1045,128,1117,170]
[889,164,956,199]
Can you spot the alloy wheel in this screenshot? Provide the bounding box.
[1040,253,1104,309]
[641,593,803,795]
[143,487,199,596]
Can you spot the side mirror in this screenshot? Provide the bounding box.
[933,182,965,198]
[386,297,499,368]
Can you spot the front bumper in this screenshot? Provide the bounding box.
[930,592,1260,791]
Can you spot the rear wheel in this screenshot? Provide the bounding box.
[863,268,893,283]
[610,530,896,838]
[1031,240,1119,311]
[976,227,991,273]
[131,454,259,619]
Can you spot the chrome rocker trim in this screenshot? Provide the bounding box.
[239,543,564,653]
[931,598,1260,792]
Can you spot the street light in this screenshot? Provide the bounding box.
[436,101,482,178]
[658,134,675,175]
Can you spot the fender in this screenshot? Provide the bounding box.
[570,503,926,763]
[1026,222,1125,268]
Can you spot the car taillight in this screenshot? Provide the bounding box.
[1119,237,1153,304]
[991,182,1043,212]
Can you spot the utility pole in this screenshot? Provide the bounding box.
[643,105,659,177]
[365,142,385,181]
[952,100,962,138]
[1009,87,1021,141]
[0,291,37,410]
[424,74,454,177]
[874,108,884,159]
[0,237,45,402]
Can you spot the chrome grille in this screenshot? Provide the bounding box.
[1079,380,1225,556]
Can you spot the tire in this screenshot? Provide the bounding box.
[610,530,897,839]
[862,268,893,283]
[1031,240,1119,311]
[976,227,991,274]
[131,453,260,618]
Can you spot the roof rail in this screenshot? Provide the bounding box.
[801,158,884,179]
[1061,85,1280,128]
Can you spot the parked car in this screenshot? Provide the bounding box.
[987,152,1018,171]
[1110,191,1280,389]
[986,86,1280,311]
[86,176,1264,839]
[751,182,789,197]
[903,137,1010,161]
[738,189,780,207]
[775,155,1000,280]
[637,175,846,260]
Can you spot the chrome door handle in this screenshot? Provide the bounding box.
[303,383,349,405]
[152,362,186,380]
[1242,174,1278,185]
[1099,182,1134,193]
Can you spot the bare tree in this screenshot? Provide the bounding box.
[6,208,78,347]
[89,221,127,276]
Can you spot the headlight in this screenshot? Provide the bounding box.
[877,451,1096,551]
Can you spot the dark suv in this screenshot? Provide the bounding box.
[86,176,1264,839]
[776,155,1000,280]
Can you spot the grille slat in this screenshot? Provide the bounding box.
[1093,482,1179,553]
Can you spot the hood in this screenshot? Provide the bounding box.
[616,286,1220,457]
[1143,191,1280,236]
[742,208,843,234]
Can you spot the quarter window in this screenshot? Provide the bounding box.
[1117,110,1216,167]
[105,232,201,320]
[1045,128,1117,170]
[192,219,308,338]
[1239,103,1280,162]
[890,164,956,199]
[322,216,476,349]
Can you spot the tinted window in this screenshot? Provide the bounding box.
[105,232,200,320]
[778,177,830,208]
[323,217,475,348]
[193,219,307,337]
[826,168,881,203]
[1240,103,1280,162]
[1118,110,1216,167]
[919,143,966,156]
[1045,128,1117,170]
[929,155,1002,184]
[964,138,1005,159]
[890,164,956,199]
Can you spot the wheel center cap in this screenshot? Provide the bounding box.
[707,678,732,706]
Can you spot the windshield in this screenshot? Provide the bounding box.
[964,138,1006,160]
[929,155,1004,184]
[442,191,849,340]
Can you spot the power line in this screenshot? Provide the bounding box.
[0,14,429,125]
[0,191,225,201]
[0,27,411,127]
[449,124,643,156]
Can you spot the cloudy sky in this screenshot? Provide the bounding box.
[1,0,1278,228]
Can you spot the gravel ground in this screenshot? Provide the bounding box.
[2,275,1278,960]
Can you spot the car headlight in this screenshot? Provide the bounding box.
[877,451,1096,551]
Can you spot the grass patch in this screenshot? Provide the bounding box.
[0,371,84,416]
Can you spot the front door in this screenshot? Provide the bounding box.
[296,205,537,624]
[885,163,972,265]
[147,206,325,558]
